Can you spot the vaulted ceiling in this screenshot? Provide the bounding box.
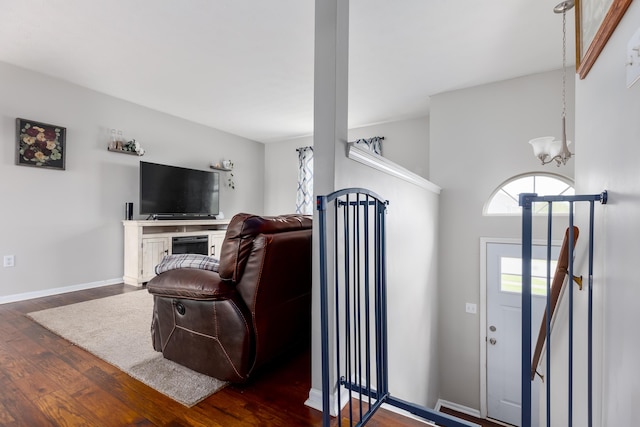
[0,0,575,142]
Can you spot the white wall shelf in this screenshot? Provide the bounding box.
[347,142,441,194]
[107,147,143,156]
[210,165,233,172]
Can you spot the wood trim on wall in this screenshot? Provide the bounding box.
[576,0,633,79]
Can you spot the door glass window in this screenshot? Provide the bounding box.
[500,256,557,296]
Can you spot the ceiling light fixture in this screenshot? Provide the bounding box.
[529,0,574,166]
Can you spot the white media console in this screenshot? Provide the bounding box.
[122,218,231,286]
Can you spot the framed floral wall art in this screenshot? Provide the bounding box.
[16,118,66,170]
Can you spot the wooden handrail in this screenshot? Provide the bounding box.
[530,226,579,381]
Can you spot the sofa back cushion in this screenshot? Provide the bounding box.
[218,213,312,282]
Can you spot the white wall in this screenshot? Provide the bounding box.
[304,3,440,407]
[429,69,575,410]
[0,61,265,300]
[549,3,640,425]
[348,116,429,178]
[266,114,437,406]
[334,121,437,407]
[264,136,309,215]
[264,116,429,215]
[333,145,441,407]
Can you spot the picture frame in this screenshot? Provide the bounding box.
[576,0,632,79]
[16,118,66,170]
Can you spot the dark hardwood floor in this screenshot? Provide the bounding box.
[0,284,498,426]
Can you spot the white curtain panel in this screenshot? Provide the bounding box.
[296,146,314,215]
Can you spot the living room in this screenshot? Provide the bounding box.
[1,1,640,426]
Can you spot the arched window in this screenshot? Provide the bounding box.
[484,172,574,216]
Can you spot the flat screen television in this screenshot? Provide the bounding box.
[139,161,220,219]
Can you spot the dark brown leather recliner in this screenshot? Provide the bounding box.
[146,213,312,382]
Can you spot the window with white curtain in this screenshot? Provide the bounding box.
[296,146,313,215]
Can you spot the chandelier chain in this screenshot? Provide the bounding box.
[528,0,574,167]
[562,9,567,120]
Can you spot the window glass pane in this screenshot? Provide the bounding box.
[534,176,571,195]
[502,177,534,199]
[500,256,557,296]
[486,189,520,214]
[533,200,572,214]
[485,174,574,216]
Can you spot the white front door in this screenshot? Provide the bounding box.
[486,242,558,427]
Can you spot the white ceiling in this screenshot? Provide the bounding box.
[0,0,575,143]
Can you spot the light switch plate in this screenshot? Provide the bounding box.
[3,255,14,267]
[626,26,640,88]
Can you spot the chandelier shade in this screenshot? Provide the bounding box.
[529,137,555,159]
[529,136,573,166]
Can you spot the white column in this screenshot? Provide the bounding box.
[306,0,349,417]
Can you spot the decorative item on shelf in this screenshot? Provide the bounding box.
[209,160,235,189]
[224,160,235,189]
[528,1,573,167]
[109,129,118,149]
[122,139,145,156]
[107,128,145,156]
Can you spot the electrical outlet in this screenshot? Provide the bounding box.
[3,255,15,268]
[465,302,477,314]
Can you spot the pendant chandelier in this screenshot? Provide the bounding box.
[529,0,574,167]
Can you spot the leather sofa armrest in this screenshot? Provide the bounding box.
[147,269,236,300]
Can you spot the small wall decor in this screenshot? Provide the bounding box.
[224,160,235,189]
[16,118,66,170]
[107,128,145,156]
[210,159,235,189]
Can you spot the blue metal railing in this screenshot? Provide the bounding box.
[519,191,607,427]
[318,188,474,427]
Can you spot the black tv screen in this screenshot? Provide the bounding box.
[139,161,220,218]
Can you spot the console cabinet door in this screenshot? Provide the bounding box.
[208,231,226,258]
[141,237,170,282]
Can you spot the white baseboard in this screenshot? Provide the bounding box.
[435,399,482,419]
[304,387,350,417]
[304,388,325,413]
[0,278,123,305]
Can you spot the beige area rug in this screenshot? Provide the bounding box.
[27,289,227,407]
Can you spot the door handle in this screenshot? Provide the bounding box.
[489,338,497,345]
